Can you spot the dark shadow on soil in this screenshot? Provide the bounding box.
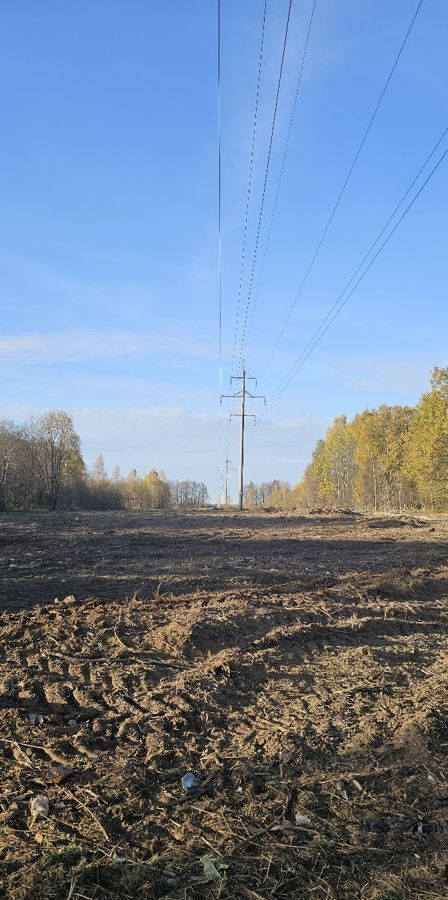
[0,508,447,610]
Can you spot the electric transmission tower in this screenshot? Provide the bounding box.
[221,365,265,510]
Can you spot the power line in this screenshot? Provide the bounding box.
[260,0,425,380]
[232,0,294,379]
[242,0,318,362]
[217,0,223,503]
[268,131,448,406]
[225,0,294,474]
[222,0,268,486]
[229,0,267,387]
[218,0,222,394]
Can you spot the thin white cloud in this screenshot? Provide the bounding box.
[277,416,330,429]
[315,353,435,396]
[0,251,159,322]
[0,330,214,366]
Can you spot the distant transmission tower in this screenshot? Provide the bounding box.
[224,457,235,506]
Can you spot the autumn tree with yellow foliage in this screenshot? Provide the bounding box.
[293,367,448,512]
[404,367,448,510]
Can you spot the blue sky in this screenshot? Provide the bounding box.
[1,0,447,500]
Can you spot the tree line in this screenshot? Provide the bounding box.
[89,454,208,510]
[0,410,208,511]
[242,479,292,508]
[291,366,448,512]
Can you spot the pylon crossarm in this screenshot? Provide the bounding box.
[245,391,266,402]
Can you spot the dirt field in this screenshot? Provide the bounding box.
[1,508,448,899]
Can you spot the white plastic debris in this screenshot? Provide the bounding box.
[30,795,49,821]
[295,813,312,827]
[181,772,197,791]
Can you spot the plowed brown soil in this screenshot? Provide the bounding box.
[1,509,448,899]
